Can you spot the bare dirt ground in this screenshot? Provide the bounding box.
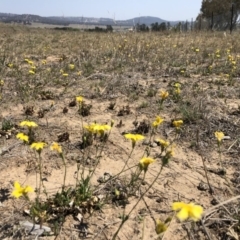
[0,24,240,239]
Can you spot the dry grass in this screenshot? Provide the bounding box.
[0,23,240,239]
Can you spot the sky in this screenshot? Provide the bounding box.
[1,0,202,21]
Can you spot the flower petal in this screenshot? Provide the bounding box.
[176,208,189,221]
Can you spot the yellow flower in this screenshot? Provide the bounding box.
[162,146,174,165]
[76,96,83,103]
[27,60,34,65]
[85,123,111,135]
[215,131,224,143]
[77,71,82,76]
[11,181,33,198]
[31,142,46,152]
[152,116,164,127]
[41,60,47,64]
[69,64,75,70]
[175,87,181,94]
[94,124,111,135]
[20,120,38,128]
[165,147,174,158]
[195,48,199,52]
[180,70,185,74]
[155,219,167,234]
[160,90,169,100]
[174,82,181,88]
[7,63,13,68]
[84,123,98,133]
[62,73,68,77]
[16,133,29,143]
[124,133,145,148]
[172,202,203,222]
[139,157,155,172]
[0,80,4,86]
[156,138,170,149]
[173,120,183,129]
[29,70,35,75]
[50,142,62,154]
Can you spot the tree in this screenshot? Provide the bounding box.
[151,22,159,31]
[159,22,167,31]
[106,25,113,32]
[200,0,240,30]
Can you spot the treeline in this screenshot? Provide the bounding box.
[85,25,113,32]
[134,22,171,32]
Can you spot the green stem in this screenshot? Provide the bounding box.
[61,154,67,189]
[112,164,164,240]
[119,147,134,174]
[218,143,223,169]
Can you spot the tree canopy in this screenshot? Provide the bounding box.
[200,0,240,30]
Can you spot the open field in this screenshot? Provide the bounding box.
[16,22,131,31]
[0,23,240,239]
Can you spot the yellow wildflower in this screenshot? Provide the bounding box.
[165,147,174,158]
[11,181,33,199]
[156,138,170,149]
[62,73,68,77]
[50,142,62,154]
[152,116,164,128]
[162,146,174,165]
[93,124,111,135]
[172,202,203,222]
[85,123,111,135]
[16,133,29,143]
[7,63,13,68]
[41,60,47,64]
[160,90,169,100]
[124,133,145,148]
[175,87,181,94]
[20,120,38,128]
[0,80,4,86]
[84,123,98,133]
[155,219,167,234]
[31,142,46,152]
[173,120,183,129]
[215,131,224,143]
[174,82,181,88]
[27,60,34,65]
[29,70,35,75]
[76,96,83,103]
[139,157,155,172]
[69,64,75,70]
[195,48,199,52]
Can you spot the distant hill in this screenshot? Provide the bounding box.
[0,13,180,26]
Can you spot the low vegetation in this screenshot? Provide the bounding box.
[0,23,240,239]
